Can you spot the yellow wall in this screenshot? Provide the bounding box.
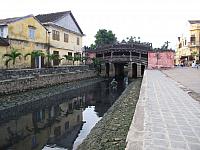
[0,16,84,69]
[8,17,47,44]
[0,16,48,69]
[47,26,82,52]
[46,26,83,65]
[189,23,200,60]
[0,46,9,69]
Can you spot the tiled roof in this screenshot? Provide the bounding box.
[0,15,33,25]
[188,20,200,24]
[36,11,70,23]
[0,37,9,46]
[36,11,84,35]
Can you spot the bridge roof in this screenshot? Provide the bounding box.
[92,43,152,54]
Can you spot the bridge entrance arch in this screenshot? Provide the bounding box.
[89,42,152,78]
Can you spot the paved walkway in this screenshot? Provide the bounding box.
[126,70,200,150]
[163,67,200,94]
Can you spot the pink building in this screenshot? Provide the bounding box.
[148,50,175,69]
[84,50,96,64]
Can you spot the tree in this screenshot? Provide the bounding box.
[73,54,81,65]
[24,50,45,68]
[191,51,199,60]
[46,54,59,67]
[92,58,101,75]
[90,44,96,49]
[94,29,117,47]
[2,48,22,68]
[63,54,73,65]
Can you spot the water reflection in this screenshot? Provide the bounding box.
[0,80,126,150]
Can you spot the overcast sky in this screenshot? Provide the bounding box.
[1,0,200,49]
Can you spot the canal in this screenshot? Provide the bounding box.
[0,79,128,150]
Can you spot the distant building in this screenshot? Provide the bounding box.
[36,11,84,66]
[188,20,200,63]
[148,50,175,69]
[0,15,48,69]
[83,47,96,64]
[175,36,191,66]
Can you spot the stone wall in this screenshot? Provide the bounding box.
[0,68,96,95]
[0,65,90,80]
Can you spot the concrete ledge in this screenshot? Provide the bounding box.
[126,70,147,150]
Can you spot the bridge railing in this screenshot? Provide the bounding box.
[98,56,147,63]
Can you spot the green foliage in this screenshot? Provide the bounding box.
[92,58,101,75]
[63,55,73,61]
[2,48,22,68]
[90,44,96,49]
[46,53,60,67]
[94,29,117,47]
[81,56,88,62]
[191,51,198,57]
[24,50,45,60]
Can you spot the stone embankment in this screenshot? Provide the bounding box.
[78,79,142,150]
[0,77,105,122]
[0,66,96,95]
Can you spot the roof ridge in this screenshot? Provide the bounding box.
[37,10,70,17]
[0,14,34,25]
[0,14,33,20]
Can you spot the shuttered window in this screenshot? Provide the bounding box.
[52,30,60,41]
[64,33,69,43]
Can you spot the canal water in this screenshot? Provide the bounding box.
[0,79,128,150]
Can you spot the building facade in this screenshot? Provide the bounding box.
[175,36,191,65]
[188,20,200,63]
[0,15,48,69]
[148,50,175,69]
[36,11,84,66]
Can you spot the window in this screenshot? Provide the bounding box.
[68,52,72,56]
[52,30,60,41]
[29,27,36,40]
[77,37,80,45]
[0,28,3,37]
[64,33,69,42]
[191,35,195,45]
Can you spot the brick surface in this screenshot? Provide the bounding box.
[126,70,200,150]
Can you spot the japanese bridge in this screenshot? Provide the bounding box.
[92,41,152,78]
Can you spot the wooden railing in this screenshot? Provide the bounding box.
[98,55,147,63]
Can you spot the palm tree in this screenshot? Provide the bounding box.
[81,56,88,64]
[24,50,45,68]
[63,55,73,65]
[191,51,198,60]
[73,55,82,65]
[191,51,200,64]
[45,54,58,67]
[2,48,22,68]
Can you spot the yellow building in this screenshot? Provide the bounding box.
[188,20,200,62]
[175,36,191,65]
[0,15,48,69]
[36,11,84,66]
